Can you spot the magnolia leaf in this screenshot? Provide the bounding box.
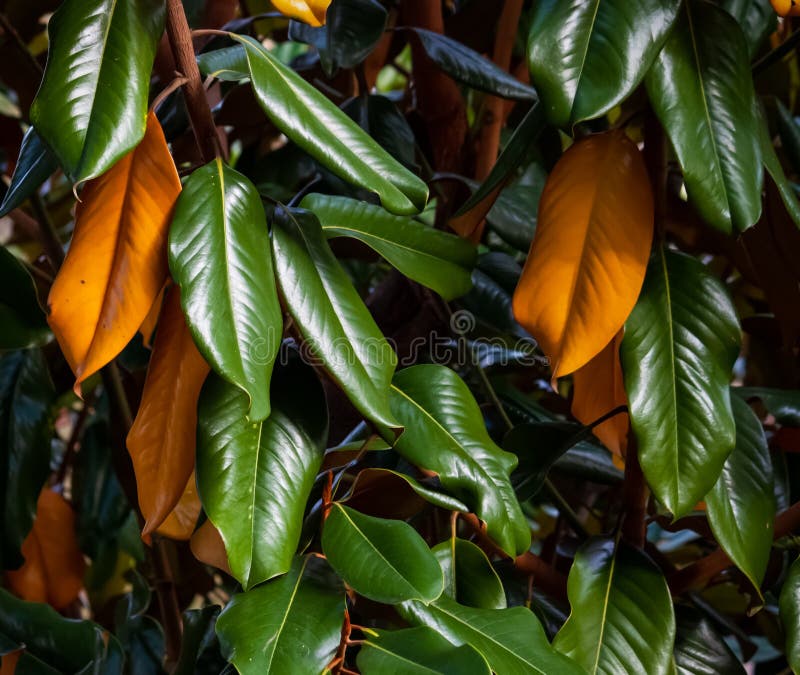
[190,519,232,576]
[779,556,800,674]
[0,127,58,216]
[272,0,330,26]
[734,386,800,426]
[48,113,181,394]
[0,248,49,350]
[156,471,202,541]
[512,130,654,378]
[673,605,746,675]
[169,158,282,423]
[433,538,506,610]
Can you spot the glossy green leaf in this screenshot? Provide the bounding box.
[0,588,124,674]
[528,0,680,126]
[673,605,745,675]
[174,606,226,675]
[342,95,418,171]
[409,28,538,101]
[322,503,444,604]
[390,365,529,556]
[197,360,327,589]
[300,193,476,300]
[30,0,165,181]
[0,247,50,349]
[399,595,583,675]
[721,0,776,57]
[706,395,775,592]
[197,45,249,81]
[114,570,165,675]
[780,556,800,674]
[169,158,282,423]
[344,468,469,515]
[232,33,428,215]
[553,537,675,675]
[433,538,506,610]
[645,0,762,233]
[485,172,546,252]
[735,386,800,426]
[271,207,401,433]
[217,556,344,675]
[0,127,58,216]
[758,105,800,228]
[621,248,741,518]
[357,626,491,675]
[0,349,53,569]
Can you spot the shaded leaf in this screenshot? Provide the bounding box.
[30,0,165,181]
[621,248,741,517]
[169,158,281,423]
[0,247,49,350]
[433,538,506,610]
[301,193,476,300]
[156,471,201,541]
[390,364,529,556]
[721,0,776,57]
[174,606,226,675]
[673,605,745,675]
[197,46,249,82]
[734,386,800,426]
[758,104,800,229]
[190,519,232,576]
[780,556,800,674]
[0,128,58,217]
[513,131,653,378]
[48,113,181,394]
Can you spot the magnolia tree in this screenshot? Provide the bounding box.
[0,0,799,673]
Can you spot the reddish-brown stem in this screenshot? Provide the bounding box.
[165,0,220,162]
[620,438,648,549]
[52,396,94,488]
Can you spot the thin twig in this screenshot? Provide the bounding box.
[149,75,189,114]
[29,193,64,271]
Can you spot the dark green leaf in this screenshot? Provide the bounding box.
[0,589,124,674]
[528,0,681,126]
[706,395,775,592]
[646,0,762,232]
[301,193,476,300]
[621,248,741,518]
[720,0,776,58]
[673,605,745,675]
[342,95,418,171]
[758,104,800,228]
[485,173,545,252]
[780,556,800,674]
[197,45,249,81]
[322,503,444,604]
[232,34,428,214]
[0,128,58,216]
[735,386,800,426]
[408,28,538,101]
[554,537,675,675]
[197,360,327,589]
[776,100,800,175]
[459,269,527,339]
[433,538,506,610]
[216,556,344,675]
[271,207,401,433]
[0,349,53,569]
[390,365,529,556]
[30,0,165,181]
[174,607,226,675]
[169,158,282,423]
[0,247,50,349]
[357,626,491,675]
[114,570,165,675]
[399,595,583,675]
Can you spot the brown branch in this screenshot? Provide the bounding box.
[620,437,648,548]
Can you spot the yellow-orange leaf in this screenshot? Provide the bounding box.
[6,489,85,609]
[156,471,202,541]
[271,0,330,26]
[47,112,181,394]
[139,284,167,349]
[127,286,209,537]
[571,330,629,458]
[0,651,19,675]
[190,519,232,576]
[512,130,653,378]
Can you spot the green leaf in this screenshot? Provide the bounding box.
[357,626,491,675]
[485,172,546,252]
[216,556,345,675]
[0,349,53,569]
[735,386,800,426]
[197,360,327,589]
[399,595,583,675]
[0,588,124,674]
[114,570,165,675]
[174,606,226,675]
[197,45,249,81]
[342,95,418,171]
[29,0,165,181]
[706,395,775,593]
[553,537,676,675]
[776,100,800,176]
[780,556,800,674]
[322,503,444,604]
[0,128,58,216]
[169,158,282,423]
[232,33,428,215]
[390,365,529,556]
[528,0,681,127]
[673,605,745,675]
[344,468,469,515]
[621,248,741,518]
[433,538,506,610]
[300,193,476,301]
[645,0,762,233]
[271,207,401,433]
[0,247,50,349]
[720,0,776,58]
[758,104,800,229]
[408,28,538,101]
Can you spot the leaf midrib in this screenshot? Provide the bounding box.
[260,558,307,668]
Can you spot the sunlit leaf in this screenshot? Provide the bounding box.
[272,0,330,26]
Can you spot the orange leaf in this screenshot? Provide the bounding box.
[127,286,209,537]
[571,330,628,458]
[512,130,653,378]
[47,112,181,394]
[139,283,167,349]
[190,519,232,576]
[0,651,20,675]
[6,489,85,610]
[156,471,202,541]
[271,0,330,26]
